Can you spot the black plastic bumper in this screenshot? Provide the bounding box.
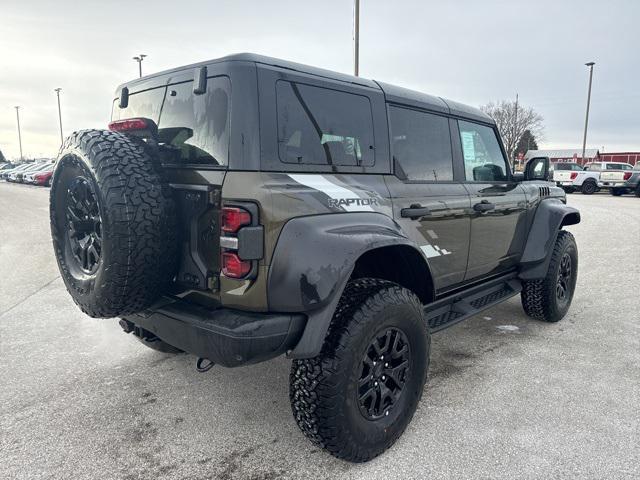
[123,298,307,367]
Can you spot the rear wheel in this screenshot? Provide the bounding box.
[581,180,597,195]
[610,188,624,196]
[289,278,430,463]
[521,230,578,322]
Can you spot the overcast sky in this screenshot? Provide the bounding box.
[1,0,638,160]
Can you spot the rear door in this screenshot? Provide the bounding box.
[455,120,528,281]
[386,106,471,290]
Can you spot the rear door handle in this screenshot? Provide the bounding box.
[401,204,431,220]
[473,200,495,212]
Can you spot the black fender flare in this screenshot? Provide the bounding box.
[267,212,433,358]
[519,198,580,280]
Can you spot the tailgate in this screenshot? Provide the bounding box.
[600,171,625,182]
[553,171,574,182]
[166,172,225,293]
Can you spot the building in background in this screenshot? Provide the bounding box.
[525,149,600,165]
[525,149,639,166]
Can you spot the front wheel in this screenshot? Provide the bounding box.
[521,230,578,322]
[289,279,430,463]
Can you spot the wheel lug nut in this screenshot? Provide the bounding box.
[374,381,378,386]
[385,411,389,416]
[373,361,376,366]
[381,375,386,380]
[380,355,384,360]
[385,363,389,367]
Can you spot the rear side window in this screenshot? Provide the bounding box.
[458,120,508,182]
[276,81,374,166]
[389,106,453,181]
[111,87,165,122]
[158,76,231,166]
[586,163,601,171]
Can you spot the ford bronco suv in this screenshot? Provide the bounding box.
[49,53,580,463]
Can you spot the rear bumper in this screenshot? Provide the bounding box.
[123,298,306,367]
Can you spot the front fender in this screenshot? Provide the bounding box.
[519,198,580,280]
[267,212,430,358]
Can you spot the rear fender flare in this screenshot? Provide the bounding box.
[519,198,580,280]
[267,212,433,358]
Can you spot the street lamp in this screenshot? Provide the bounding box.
[54,88,64,145]
[581,62,595,163]
[133,54,147,78]
[353,0,360,76]
[14,106,23,161]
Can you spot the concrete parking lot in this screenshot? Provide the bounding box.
[1,182,638,480]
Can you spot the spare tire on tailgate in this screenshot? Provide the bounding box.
[50,129,177,318]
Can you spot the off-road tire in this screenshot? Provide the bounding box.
[289,278,430,463]
[581,180,597,195]
[521,230,578,322]
[50,129,177,318]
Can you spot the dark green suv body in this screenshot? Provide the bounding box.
[50,53,580,462]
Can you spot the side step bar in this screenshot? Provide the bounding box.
[425,274,522,333]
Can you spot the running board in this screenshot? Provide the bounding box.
[426,274,522,333]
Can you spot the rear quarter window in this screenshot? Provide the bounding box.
[111,87,165,122]
[276,81,374,167]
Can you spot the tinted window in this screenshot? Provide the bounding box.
[157,77,231,166]
[586,163,601,171]
[555,163,582,171]
[606,163,622,170]
[112,87,165,122]
[276,81,374,166]
[389,106,453,181]
[458,121,508,181]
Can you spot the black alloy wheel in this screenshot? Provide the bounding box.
[65,177,103,275]
[555,252,572,308]
[357,327,411,420]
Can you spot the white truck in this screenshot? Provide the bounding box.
[552,162,599,194]
[585,162,635,196]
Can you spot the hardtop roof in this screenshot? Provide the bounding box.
[117,53,493,124]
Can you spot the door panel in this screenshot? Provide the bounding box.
[386,179,471,290]
[463,182,528,280]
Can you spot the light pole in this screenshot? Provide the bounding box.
[54,88,63,145]
[581,62,595,162]
[15,106,23,161]
[133,54,147,78]
[353,0,360,76]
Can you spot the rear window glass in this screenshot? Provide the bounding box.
[555,163,582,171]
[157,76,231,167]
[111,87,165,122]
[276,81,374,166]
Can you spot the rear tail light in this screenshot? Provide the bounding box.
[570,172,578,180]
[623,172,632,181]
[108,118,149,132]
[222,207,251,233]
[221,252,251,278]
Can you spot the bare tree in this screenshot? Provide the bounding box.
[480,100,544,162]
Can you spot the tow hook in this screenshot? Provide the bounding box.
[196,358,215,373]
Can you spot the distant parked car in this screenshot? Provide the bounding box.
[552,162,585,193]
[584,161,634,195]
[24,162,54,185]
[12,162,46,183]
[5,163,34,182]
[618,163,640,197]
[29,164,55,186]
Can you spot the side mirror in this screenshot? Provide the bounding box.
[524,156,550,181]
